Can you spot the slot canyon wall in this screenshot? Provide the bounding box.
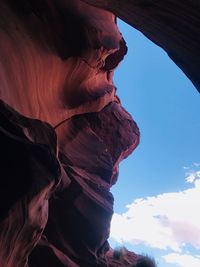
[0,0,199,267]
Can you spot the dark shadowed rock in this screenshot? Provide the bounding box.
[0,100,62,266]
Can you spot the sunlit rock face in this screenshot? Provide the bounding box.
[0,0,124,125]
[0,1,139,266]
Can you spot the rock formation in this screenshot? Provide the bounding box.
[0,1,139,266]
[0,0,198,266]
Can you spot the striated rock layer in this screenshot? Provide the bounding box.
[2,0,198,266]
[0,1,140,266]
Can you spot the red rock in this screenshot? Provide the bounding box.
[2,0,197,266]
[0,1,140,266]
[30,102,139,266]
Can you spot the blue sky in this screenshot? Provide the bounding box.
[109,20,200,267]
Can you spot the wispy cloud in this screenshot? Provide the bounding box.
[185,171,200,183]
[163,253,200,267]
[193,163,200,168]
[185,163,200,184]
[110,168,200,254]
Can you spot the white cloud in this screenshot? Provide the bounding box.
[110,171,200,253]
[185,171,200,184]
[185,163,200,183]
[163,253,200,267]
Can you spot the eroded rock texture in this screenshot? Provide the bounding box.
[0,1,140,266]
[0,100,62,266]
[82,0,200,92]
[1,0,198,266]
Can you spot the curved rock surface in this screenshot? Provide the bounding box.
[0,100,62,267]
[0,1,140,266]
[1,0,197,266]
